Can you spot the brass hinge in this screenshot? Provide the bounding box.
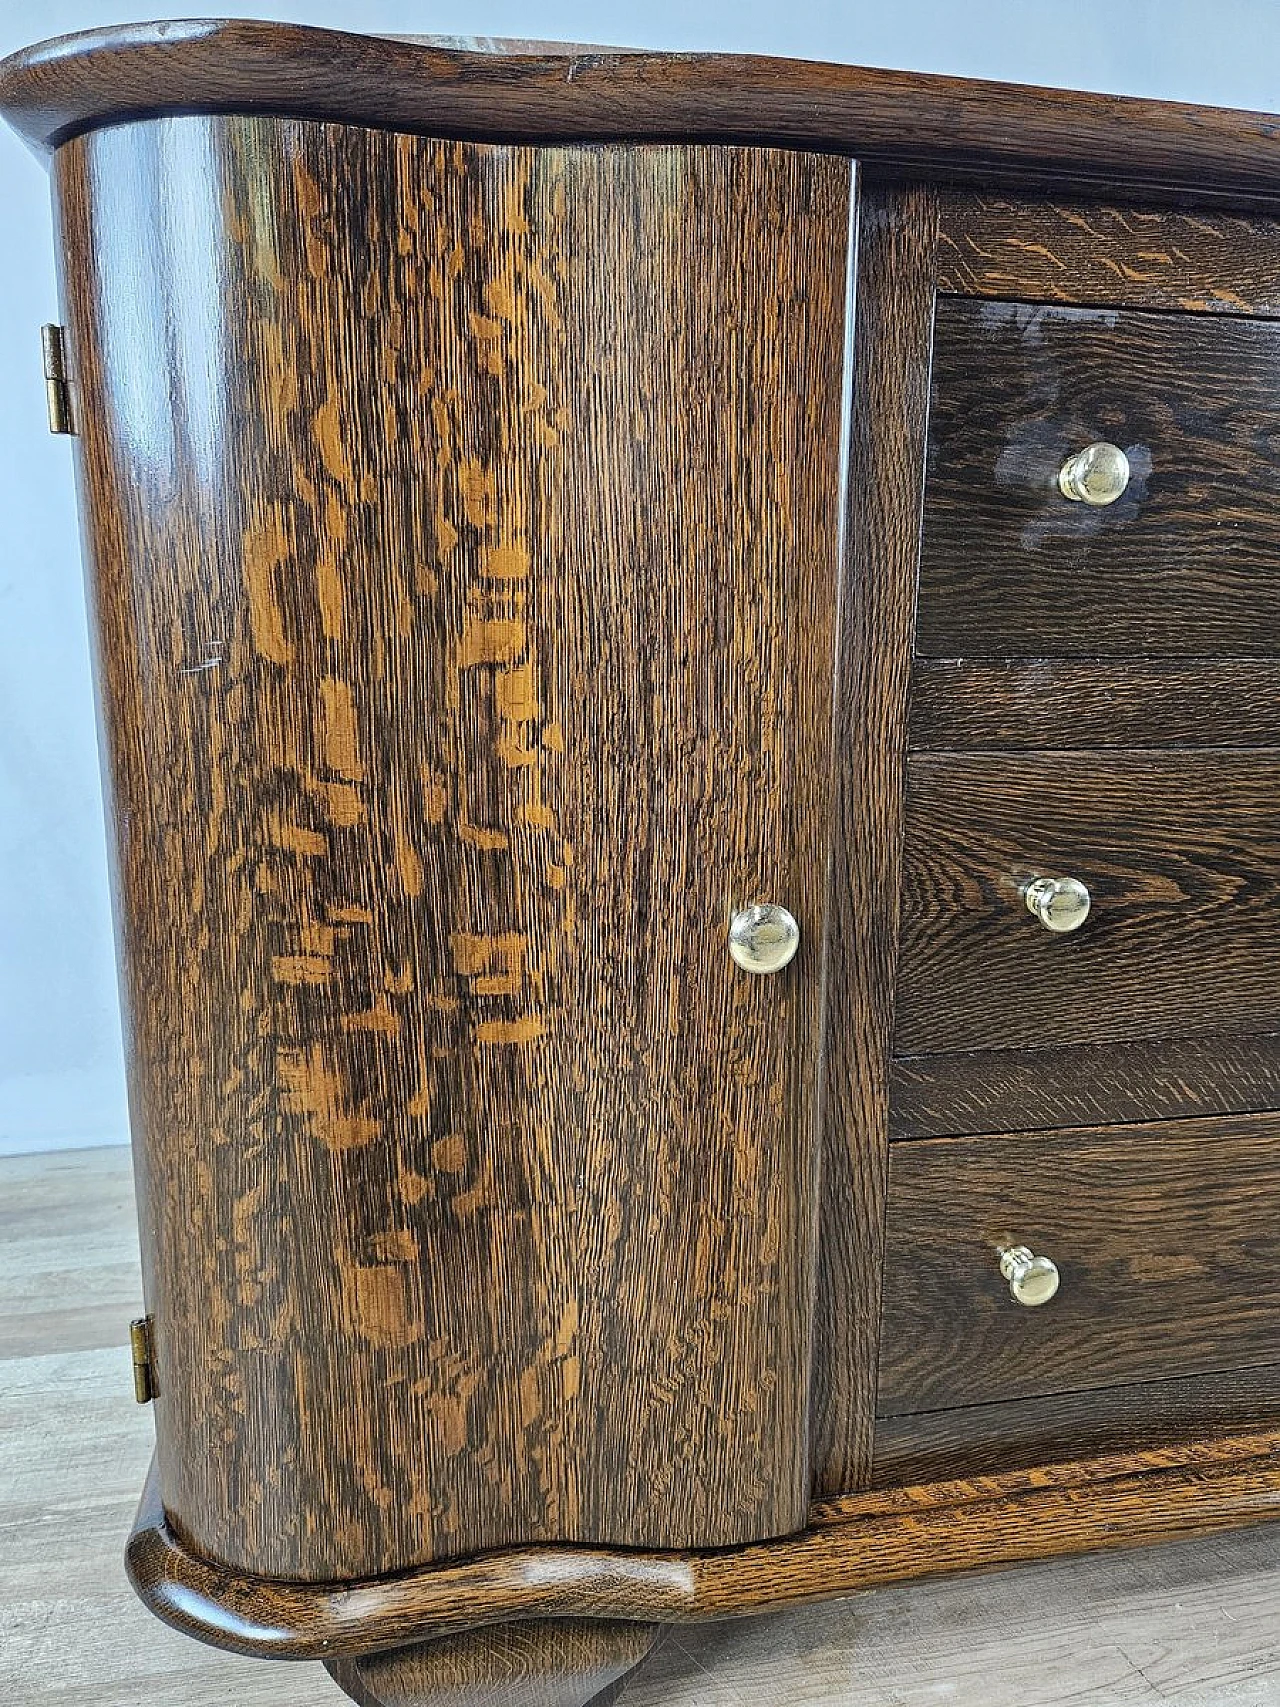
[130,1316,156,1404]
[41,323,74,435]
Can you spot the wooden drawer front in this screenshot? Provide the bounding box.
[895,752,1280,1057]
[878,1117,1280,1416]
[917,296,1280,657]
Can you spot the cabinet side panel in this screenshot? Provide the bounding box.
[53,117,851,1577]
[812,183,937,1494]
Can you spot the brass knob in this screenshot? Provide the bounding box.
[1058,441,1130,505]
[728,903,800,974]
[999,1244,1060,1307]
[1024,875,1091,934]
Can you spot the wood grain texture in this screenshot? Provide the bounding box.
[872,1364,1280,1487]
[325,1620,660,1707]
[124,1436,1280,1660]
[917,297,1280,657]
[8,19,1280,209]
[623,1523,1280,1707]
[909,659,1280,750]
[814,1426,1280,1521]
[888,1031,1280,1139]
[878,1116,1280,1414]
[55,114,851,1578]
[937,193,1280,314]
[811,184,937,1495]
[895,752,1280,1057]
[5,1145,1279,1705]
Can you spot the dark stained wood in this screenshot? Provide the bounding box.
[14,12,1280,1668]
[812,183,937,1496]
[55,114,851,1578]
[909,659,1280,750]
[872,1363,1280,1487]
[325,1620,661,1707]
[888,1031,1280,1139]
[814,1425,1280,1519]
[878,1116,1280,1414]
[917,298,1280,657]
[895,752,1280,1057]
[8,20,1280,208]
[937,193,1280,315]
[124,1437,1280,1660]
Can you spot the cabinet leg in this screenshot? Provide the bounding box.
[325,1618,664,1707]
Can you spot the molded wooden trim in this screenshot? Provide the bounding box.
[5,20,1280,209]
[126,1434,1280,1661]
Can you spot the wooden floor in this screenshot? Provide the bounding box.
[3,1146,1278,1706]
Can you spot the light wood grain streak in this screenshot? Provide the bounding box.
[812,183,937,1495]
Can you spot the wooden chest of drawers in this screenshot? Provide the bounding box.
[2,20,1278,1707]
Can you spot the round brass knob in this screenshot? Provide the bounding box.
[1058,441,1130,505]
[999,1244,1061,1307]
[728,903,800,974]
[1024,874,1091,934]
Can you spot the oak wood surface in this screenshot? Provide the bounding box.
[878,1116,1280,1414]
[811,183,937,1495]
[917,298,1280,657]
[125,1436,1280,1661]
[888,1031,1280,1139]
[909,660,1280,750]
[8,19,1280,210]
[8,1145,1279,1706]
[623,1523,1280,1706]
[937,193,1280,314]
[55,113,850,1578]
[326,1620,660,1707]
[872,1363,1280,1487]
[895,751,1280,1057]
[812,1428,1280,1522]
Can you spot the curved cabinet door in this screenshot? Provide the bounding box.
[54,117,852,1579]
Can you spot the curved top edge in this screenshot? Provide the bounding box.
[2,17,1280,206]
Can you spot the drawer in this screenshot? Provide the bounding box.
[917,296,1280,657]
[877,1116,1280,1416]
[894,751,1280,1057]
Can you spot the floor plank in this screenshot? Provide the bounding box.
[2,1145,1277,1705]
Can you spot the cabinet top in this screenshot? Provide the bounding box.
[2,17,1280,208]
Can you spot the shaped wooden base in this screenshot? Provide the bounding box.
[125,1434,1280,1663]
[325,1619,662,1707]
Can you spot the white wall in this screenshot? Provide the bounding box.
[1,0,1277,1155]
